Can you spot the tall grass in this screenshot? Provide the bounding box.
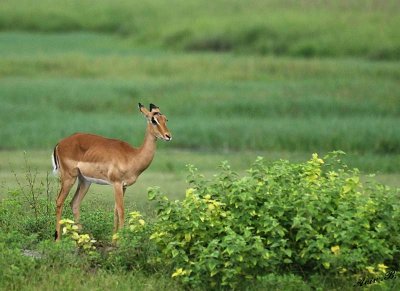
[1,76,399,154]
[0,0,399,59]
[1,33,399,158]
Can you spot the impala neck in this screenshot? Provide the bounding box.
[137,123,157,173]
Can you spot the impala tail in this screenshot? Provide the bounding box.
[52,145,59,175]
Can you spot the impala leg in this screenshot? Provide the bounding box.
[70,177,91,229]
[113,205,118,234]
[55,175,77,240]
[113,183,126,234]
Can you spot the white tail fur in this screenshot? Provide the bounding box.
[51,146,59,175]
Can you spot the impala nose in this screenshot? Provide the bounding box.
[165,133,172,141]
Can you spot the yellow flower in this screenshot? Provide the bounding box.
[366,266,375,274]
[323,262,330,269]
[77,234,90,244]
[312,153,324,164]
[378,263,388,273]
[171,268,187,278]
[71,232,80,240]
[138,219,145,226]
[149,231,166,241]
[59,218,75,225]
[185,188,195,197]
[129,211,142,219]
[330,245,340,255]
[112,233,119,241]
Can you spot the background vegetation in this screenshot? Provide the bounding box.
[0,0,399,290]
[1,0,400,59]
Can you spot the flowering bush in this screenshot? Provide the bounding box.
[59,219,96,257]
[112,152,400,289]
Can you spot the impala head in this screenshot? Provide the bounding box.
[139,103,172,141]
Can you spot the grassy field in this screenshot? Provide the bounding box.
[1,32,399,174]
[1,0,400,59]
[1,1,400,290]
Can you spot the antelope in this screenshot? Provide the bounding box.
[52,103,171,240]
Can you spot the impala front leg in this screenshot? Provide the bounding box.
[113,183,125,234]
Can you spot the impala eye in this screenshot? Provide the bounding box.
[151,117,158,125]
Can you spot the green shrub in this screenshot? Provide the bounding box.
[1,156,56,241]
[79,205,114,242]
[0,191,25,231]
[0,241,37,290]
[107,211,161,272]
[0,191,54,241]
[120,152,399,289]
[36,239,84,268]
[59,219,97,256]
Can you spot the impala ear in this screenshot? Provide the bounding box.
[150,103,160,112]
[139,102,150,116]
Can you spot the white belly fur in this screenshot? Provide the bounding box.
[82,175,111,185]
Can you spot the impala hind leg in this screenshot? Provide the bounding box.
[113,183,126,236]
[70,177,91,230]
[55,175,77,240]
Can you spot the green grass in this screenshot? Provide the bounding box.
[1,150,399,291]
[1,32,399,174]
[1,150,399,206]
[1,0,400,59]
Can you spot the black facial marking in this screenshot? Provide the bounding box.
[150,103,159,111]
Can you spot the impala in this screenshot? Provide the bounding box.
[52,103,171,240]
